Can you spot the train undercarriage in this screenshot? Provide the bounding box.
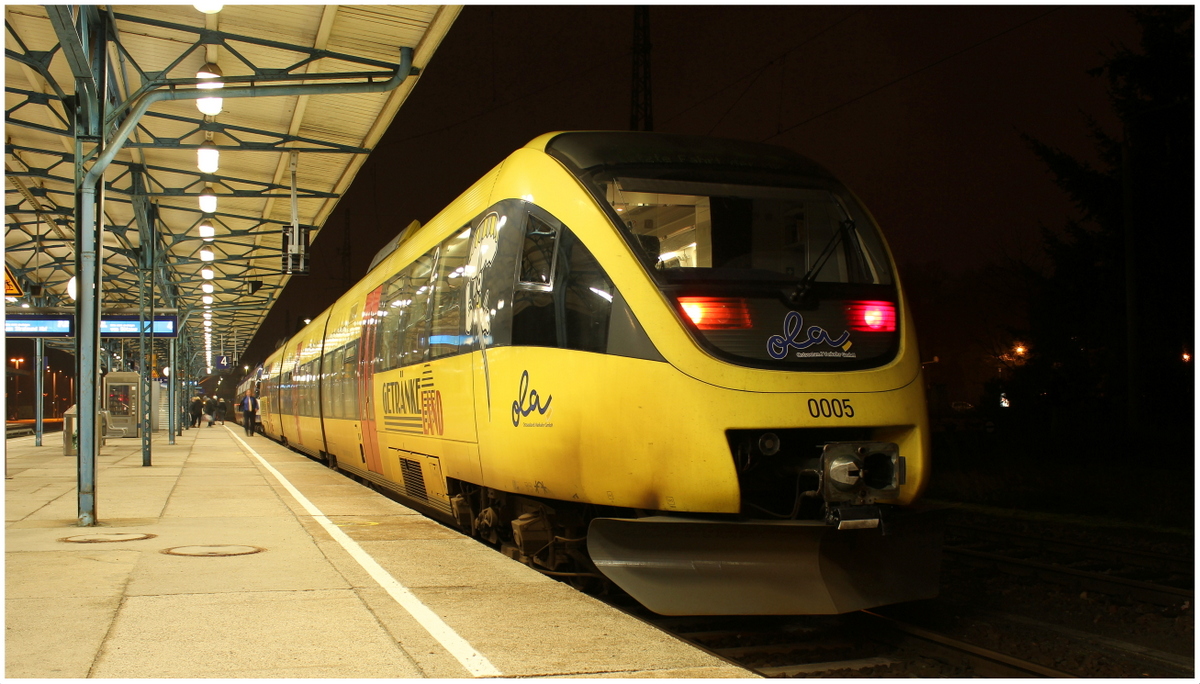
[318,440,942,616]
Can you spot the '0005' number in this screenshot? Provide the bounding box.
[808,397,855,418]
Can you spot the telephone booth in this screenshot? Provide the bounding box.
[103,371,140,438]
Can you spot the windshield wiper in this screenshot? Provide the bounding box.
[788,197,860,307]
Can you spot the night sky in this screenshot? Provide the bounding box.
[238,5,1142,379]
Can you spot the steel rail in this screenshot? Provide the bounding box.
[944,545,1193,606]
[947,522,1194,574]
[858,610,1076,678]
[974,608,1194,676]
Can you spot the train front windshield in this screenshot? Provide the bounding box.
[548,132,901,370]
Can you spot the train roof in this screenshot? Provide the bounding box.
[528,131,839,182]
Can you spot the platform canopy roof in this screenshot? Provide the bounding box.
[5,4,460,375]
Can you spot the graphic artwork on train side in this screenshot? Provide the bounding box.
[466,212,502,342]
[382,367,443,436]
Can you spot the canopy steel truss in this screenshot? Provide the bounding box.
[5,4,461,525]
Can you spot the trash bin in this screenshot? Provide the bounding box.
[63,405,109,456]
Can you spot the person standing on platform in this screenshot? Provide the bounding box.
[215,397,227,425]
[190,394,204,428]
[240,390,259,437]
[204,395,217,427]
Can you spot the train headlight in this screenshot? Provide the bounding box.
[820,442,904,504]
[757,432,780,456]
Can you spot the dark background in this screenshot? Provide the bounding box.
[230,6,1192,500]
[243,5,1137,376]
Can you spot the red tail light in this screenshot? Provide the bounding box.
[678,297,753,330]
[845,300,896,332]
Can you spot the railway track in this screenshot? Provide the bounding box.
[628,610,1077,677]
[6,422,64,439]
[944,523,1193,607]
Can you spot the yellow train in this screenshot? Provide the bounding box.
[244,132,942,615]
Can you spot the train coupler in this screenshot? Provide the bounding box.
[826,503,883,530]
[820,441,905,505]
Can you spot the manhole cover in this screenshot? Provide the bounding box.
[59,532,157,543]
[161,545,265,557]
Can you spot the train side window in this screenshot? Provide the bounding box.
[397,252,434,366]
[281,371,293,415]
[298,362,311,416]
[326,348,343,419]
[320,354,330,418]
[295,363,305,416]
[299,366,307,416]
[306,361,318,417]
[429,226,472,359]
[517,214,558,291]
[342,340,358,419]
[378,275,406,371]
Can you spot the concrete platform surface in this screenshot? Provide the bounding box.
[5,426,755,679]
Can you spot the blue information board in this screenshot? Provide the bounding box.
[5,313,74,337]
[6,311,179,338]
[98,315,178,338]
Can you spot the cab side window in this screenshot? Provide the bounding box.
[511,211,614,353]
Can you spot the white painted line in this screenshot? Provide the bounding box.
[226,427,502,677]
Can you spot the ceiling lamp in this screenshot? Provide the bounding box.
[194,3,223,14]
[198,223,215,242]
[67,275,77,301]
[197,141,219,173]
[203,320,212,328]
[199,247,214,262]
[196,64,224,116]
[201,283,214,294]
[202,295,214,305]
[199,185,217,213]
[203,312,213,320]
[201,268,214,280]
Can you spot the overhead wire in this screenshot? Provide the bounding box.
[707,61,772,135]
[387,8,862,147]
[660,8,863,129]
[762,6,1063,142]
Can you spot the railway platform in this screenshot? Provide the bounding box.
[5,426,754,678]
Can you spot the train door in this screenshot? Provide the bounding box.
[357,286,385,474]
[258,362,276,437]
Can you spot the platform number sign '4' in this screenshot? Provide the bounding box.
[214,355,229,370]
